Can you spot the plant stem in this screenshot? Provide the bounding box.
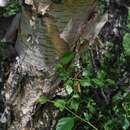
[65,106,99,130]
[49,100,99,130]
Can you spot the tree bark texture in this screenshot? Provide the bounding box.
[1,0,98,130]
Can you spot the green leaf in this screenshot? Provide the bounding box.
[80,79,91,87]
[104,120,114,130]
[58,71,70,81]
[123,116,129,130]
[82,69,92,77]
[106,79,115,85]
[87,98,96,114]
[97,70,106,80]
[92,79,104,88]
[56,117,74,130]
[84,112,92,121]
[72,94,80,99]
[55,64,70,81]
[54,99,66,111]
[36,96,48,105]
[68,99,80,112]
[113,94,122,102]
[123,33,130,56]
[55,64,64,70]
[60,52,74,65]
[65,80,74,95]
[3,0,20,17]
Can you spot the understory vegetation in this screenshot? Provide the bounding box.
[38,8,130,130]
[0,0,19,17]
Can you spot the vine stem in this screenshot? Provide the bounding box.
[49,100,99,130]
[64,106,99,130]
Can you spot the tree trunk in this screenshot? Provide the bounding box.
[1,0,99,130]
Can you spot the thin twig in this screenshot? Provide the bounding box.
[65,106,99,130]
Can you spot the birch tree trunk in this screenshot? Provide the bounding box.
[1,0,99,130]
